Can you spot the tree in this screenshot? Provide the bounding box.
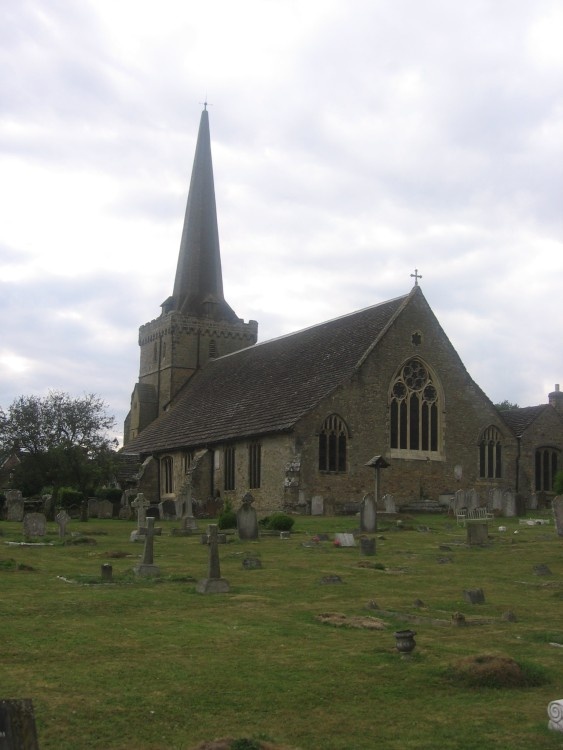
[495,400,520,411]
[0,391,117,497]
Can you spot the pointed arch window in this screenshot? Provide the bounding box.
[390,359,440,455]
[319,414,348,473]
[479,426,502,478]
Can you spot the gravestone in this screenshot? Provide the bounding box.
[490,487,503,513]
[452,489,466,515]
[383,493,396,513]
[334,533,355,547]
[23,513,46,538]
[5,491,24,522]
[360,537,376,556]
[528,492,538,510]
[311,496,324,516]
[463,588,485,604]
[553,496,563,537]
[101,564,113,582]
[502,489,516,517]
[466,522,488,546]
[548,699,563,732]
[0,699,40,749]
[130,493,150,541]
[87,497,100,518]
[466,488,479,511]
[237,493,258,540]
[97,500,113,519]
[360,493,376,533]
[196,524,230,593]
[55,509,71,539]
[134,517,162,577]
[242,555,262,569]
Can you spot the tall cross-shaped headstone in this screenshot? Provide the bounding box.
[410,268,422,286]
[134,516,162,577]
[55,509,71,539]
[196,524,230,594]
[130,493,151,542]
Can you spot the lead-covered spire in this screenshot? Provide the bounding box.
[170,108,238,322]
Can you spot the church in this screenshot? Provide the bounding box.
[122,108,563,514]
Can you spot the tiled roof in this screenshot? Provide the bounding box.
[500,405,548,436]
[124,292,409,455]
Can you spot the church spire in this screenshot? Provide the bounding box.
[170,108,238,322]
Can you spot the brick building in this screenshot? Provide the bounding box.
[122,109,563,513]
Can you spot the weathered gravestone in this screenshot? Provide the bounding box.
[237,493,258,540]
[97,500,113,519]
[196,524,230,593]
[360,537,376,556]
[55,509,71,539]
[311,496,324,516]
[360,493,376,533]
[463,588,485,604]
[548,699,563,732]
[158,499,176,520]
[383,493,396,513]
[87,498,100,518]
[466,522,488,546]
[130,494,150,542]
[5,491,24,522]
[502,489,516,517]
[0,699,40,750]
[23,513,46,538]
[134,517,162,577]
[553,496,563,537]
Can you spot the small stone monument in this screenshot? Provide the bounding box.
[360,536,376,556]
[97,499,113,519]
[334,533,356,547]
[130,493,150,542]
[548,699,563,732]
[101,563,113,582]
[0,698,40,749]
[134,516,162,577]
[553,496,563,537]
[55,509,71,539]
[196,524,230,593]
[383,493,396,513]
[237,493,258,540]
[360,493,376,533]
[23,513,46,538]
[466,522,488,546]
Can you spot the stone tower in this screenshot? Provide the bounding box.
[124,108,258,445]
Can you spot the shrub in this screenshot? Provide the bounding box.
[554,470,563,494]
[444,654,549,689]
[217,500,237,530]
[261,513,294,531]
[58,488,84,509]
[95,487,123,502]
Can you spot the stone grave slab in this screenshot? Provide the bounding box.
[334,533,355,547]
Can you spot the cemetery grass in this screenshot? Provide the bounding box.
[1,515,563,749]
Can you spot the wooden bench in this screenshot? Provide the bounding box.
[456,506,494,526]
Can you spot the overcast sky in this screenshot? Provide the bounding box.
[1,0,562,444]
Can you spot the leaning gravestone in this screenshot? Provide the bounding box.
[196,524,230,593]
[360,493,376,533]
[237,493,258,540]
[552,496,563,537]
[334,533,356,547]
[0,698,40,749]
[6,490,24,522]
[23,513,46,538]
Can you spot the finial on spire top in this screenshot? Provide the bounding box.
[410,268,422,286]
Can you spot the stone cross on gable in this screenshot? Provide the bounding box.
[134,516,162,577]
[410,268,422,286]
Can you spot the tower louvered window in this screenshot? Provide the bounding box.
[479,426,502,478]
[390,359,440,454]
[318,415,348,473]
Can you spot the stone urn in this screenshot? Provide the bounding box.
[394,629,416,655]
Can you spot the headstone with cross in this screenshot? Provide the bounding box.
[55,509,71,539]
[134,516,162,577]
[196,524,230,593]
[130,493,151,542]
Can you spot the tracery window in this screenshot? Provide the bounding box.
[248,441,262,489]
[389,359,440,453]
[535,448,559,492]
[479,426,502,478]
[162,456,174,494]
[318,414,348,472]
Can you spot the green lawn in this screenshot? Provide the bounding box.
[1,513,562,749]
